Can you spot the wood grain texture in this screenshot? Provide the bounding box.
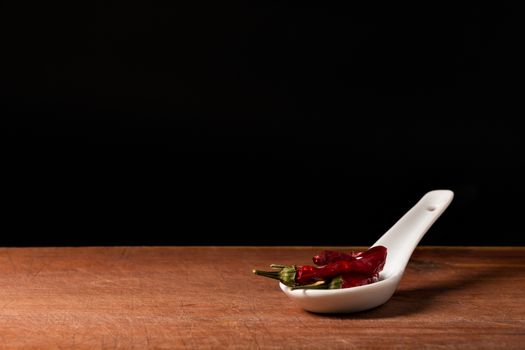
[0,247,524,349]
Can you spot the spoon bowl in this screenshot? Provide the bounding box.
[280,190,454,313]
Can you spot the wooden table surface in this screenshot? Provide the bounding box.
[0,246,524,349]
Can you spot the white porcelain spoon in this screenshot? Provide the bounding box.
[280,189,454,313]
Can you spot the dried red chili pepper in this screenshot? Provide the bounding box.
[348,246,387,276]
[312,250,357,266]
[253,260,355,287]
[313,246,387,266]
[253,246,387,289]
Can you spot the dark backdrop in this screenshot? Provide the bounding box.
[2,3,522,246]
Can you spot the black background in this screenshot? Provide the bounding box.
[2,3,523,246]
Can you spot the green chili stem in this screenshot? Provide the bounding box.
[252,269,281,280]
[291,280,328,290]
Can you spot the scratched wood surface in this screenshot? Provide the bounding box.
[0,247,524,349]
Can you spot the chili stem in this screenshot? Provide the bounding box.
[252,269,281,281]
[291,280,327,290]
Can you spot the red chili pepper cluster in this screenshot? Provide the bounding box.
[253,246,387,289]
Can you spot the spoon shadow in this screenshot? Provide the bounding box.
[306,264,508,319]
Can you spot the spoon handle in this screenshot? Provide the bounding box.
[373,190,454,276]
